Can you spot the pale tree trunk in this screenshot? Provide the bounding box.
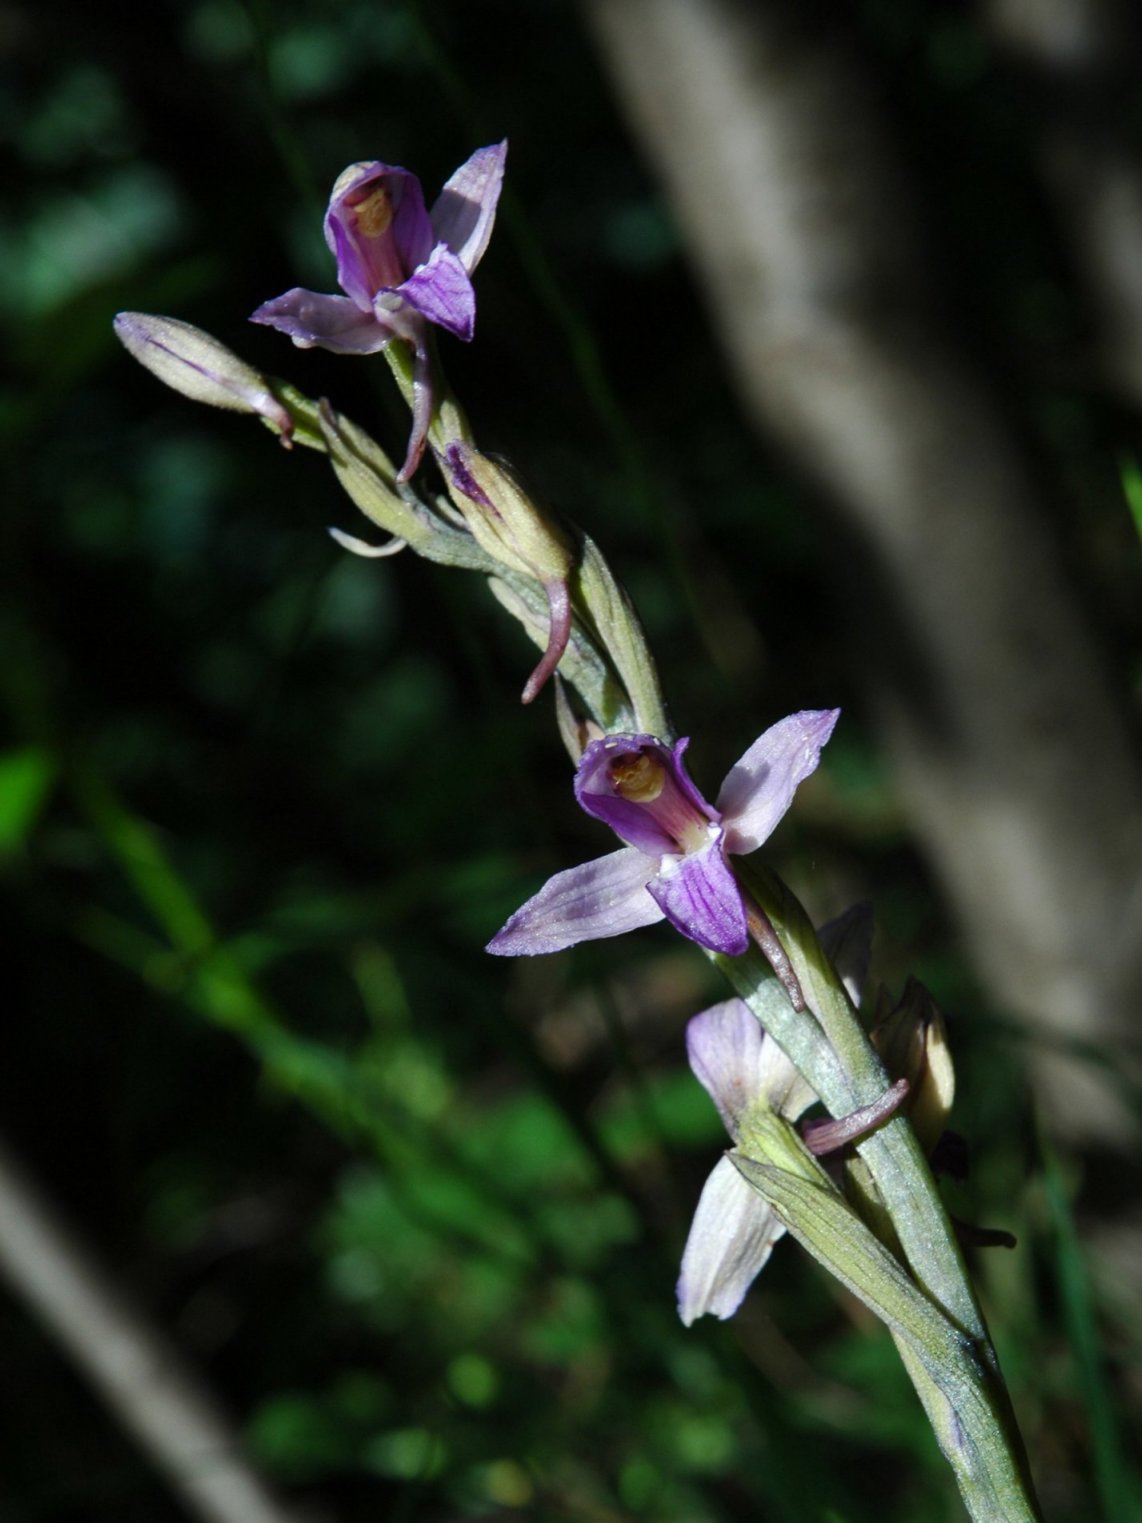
[984,0,1142,405]
[0,1138,308,1523]
[585,0,1142,1140]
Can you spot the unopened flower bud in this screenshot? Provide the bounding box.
[871,977,955,1154]
[114,313,295,444]
[442,442,574,702]
[441,442,572,583]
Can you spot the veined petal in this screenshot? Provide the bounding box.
[250,290,395,354]
[717,709,840,856]
[648,839,748,955]
[677,1155,786,1325]
[397,246,477,340]
[487,846,662,956]
[431,140,508,271]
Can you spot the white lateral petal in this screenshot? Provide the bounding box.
[677,1155,786,1325]
[685,1000,767,1135]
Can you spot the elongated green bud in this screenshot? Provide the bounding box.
[114,313,296,443]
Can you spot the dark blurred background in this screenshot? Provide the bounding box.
[1,0,1139,1519]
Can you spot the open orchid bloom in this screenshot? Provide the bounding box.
[677,906,873,1326]
[488,710,839,958]
[252,141,507,479]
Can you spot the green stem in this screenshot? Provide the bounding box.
[734,1132,1042,1522]
[722,860,1042,1519]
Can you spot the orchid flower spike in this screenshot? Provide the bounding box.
[252,141,507,480]
[488,710,839,958]
[677,907,878,1325]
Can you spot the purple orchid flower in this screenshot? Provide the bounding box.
[677,906,873,1325]
[251,141,507,479]
[488,710,839,959]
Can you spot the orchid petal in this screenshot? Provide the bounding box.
[717,709,840,856]
[686,999,767,1136]
[431,140,508,271]
[677,1155,786,1325]
[487,846,662,956]
[250,290,396,354]
[648,838,748,955]
[397,246,477,340]
[686,998,814,1133]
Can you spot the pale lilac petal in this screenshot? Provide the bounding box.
[687,998,815,1131]
[487,846,662,956]
[431,140,507,271]
[386,170,436,277]
[397,246,477,340]
[818,902,873,1009]
[327,191,390,310]
[648,839,748,955]
[685,999,767,1136]
[677,1155,786,1325]
[250,289,395,354]
[717,709,840,856]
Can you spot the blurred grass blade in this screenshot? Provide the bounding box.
[1036,1115,1135,1517]
[1119,454,1142,541]
[0,747,57,853]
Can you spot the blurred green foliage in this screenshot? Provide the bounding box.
[1,0,1139,1519]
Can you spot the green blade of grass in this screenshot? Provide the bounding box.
[1036,1113,1136,1517]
